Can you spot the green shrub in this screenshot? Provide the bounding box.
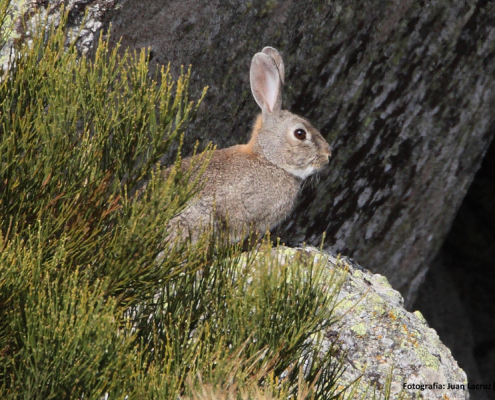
[0,1,350,399]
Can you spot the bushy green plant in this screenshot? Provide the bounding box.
[0,1,359,399]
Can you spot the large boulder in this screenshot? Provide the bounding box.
[10,0,495,308]
[101,0,495,307]
[413,138,495,400]
[277,246,468,400]
[6,1,494,395]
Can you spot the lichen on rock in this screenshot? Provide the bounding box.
[277,246,468,400]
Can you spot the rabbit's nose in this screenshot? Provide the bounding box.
[324,143,332,158]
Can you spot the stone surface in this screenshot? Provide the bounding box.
[414,257,491,400]
[414,138,495,400]
[0,0,115,66]
[100,0,495,307]
[4,2,494,396]
[8,0,495,317]
[278,246,468,400]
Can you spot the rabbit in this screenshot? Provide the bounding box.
[167,46,332,243]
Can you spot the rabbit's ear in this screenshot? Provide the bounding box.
[250,51,283,114]
[262,46,285,84]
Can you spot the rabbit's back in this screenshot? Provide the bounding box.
[170,147,301,242]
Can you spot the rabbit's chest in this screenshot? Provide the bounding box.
[203,150,302,231]
[241,175,299,219]
[214,164,300,228]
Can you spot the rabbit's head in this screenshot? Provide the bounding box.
[249,47,332,180]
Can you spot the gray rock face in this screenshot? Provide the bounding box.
[14,0,495,311]
[277,246,468,400]
[100,0,495,307]
[414,138,495,400]
[414,256,491,400]
[1,1,115,69]
[9,6,495,389]
[5,2,491,397]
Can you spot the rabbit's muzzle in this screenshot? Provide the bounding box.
[315,142,332,168]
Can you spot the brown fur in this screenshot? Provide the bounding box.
[236,114,263,155]
[166,47,331,244]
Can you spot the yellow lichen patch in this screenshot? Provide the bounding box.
[353,269,363,278]
[413,310,428,325]
[373,274,392,288]
[334,298,358,315]
[370,295,388,314]
[350,322,367,336]
[416,346,440,370]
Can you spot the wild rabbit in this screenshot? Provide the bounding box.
[168,47,331,243]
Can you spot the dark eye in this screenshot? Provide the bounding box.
[294,128,306,140]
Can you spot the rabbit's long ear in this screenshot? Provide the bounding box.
[262,46,285,84]
[250,50,283,114]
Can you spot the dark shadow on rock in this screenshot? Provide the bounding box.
[413,137,495,400]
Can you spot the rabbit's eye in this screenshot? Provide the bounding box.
[294,129,306,140]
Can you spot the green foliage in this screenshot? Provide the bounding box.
[0,1,360,399]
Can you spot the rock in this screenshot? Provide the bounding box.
[1,0,115,62]
[281,246,468,400]
[3,3,491,396]
[413,256,491,400]
[414,138,495,400]
[7,0,495,317]
[101,0,495,307]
